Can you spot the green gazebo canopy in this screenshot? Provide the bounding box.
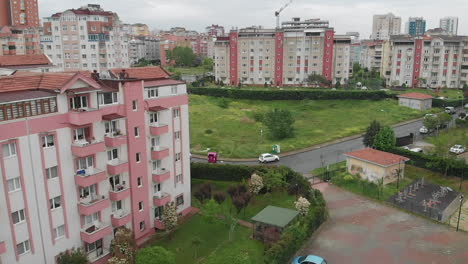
[251,205,299,228]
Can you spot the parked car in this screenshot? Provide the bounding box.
[445,106,456,114]
[258,153,279,163]
[419,126,429,134]
[292,255,327,264]
[464,103,468,109]
[410,147,423,153]
[437,96,446,100]
[450,145,466,154]
[424,113,436,119]
[401,146,410,150]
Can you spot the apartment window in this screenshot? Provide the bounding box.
[146,87,159,98]
[12,209,26,224]
[80,184,97,200]
[174,131,181,140]
[99,92,118,105]
[54,225,65,240]
[171,86,178,94]
[107,149,119,162]
[84,213,99,226]
[16,240,30,255]
[176,195,184,206]
[136,152,141,163]
[2,143,17,158]
[69,95,88,109]
[73,127,90,142]
[173,109,180,118]
[175,152,181,162]
[134,127,140,137]
[46,166,58,179]
[132,100,138,111]
[50,196,61,209]
[154,206,163,220]
[77,156,93,170]
[7,177,21,192]
[42,134,54,148]
[138,201,144,212]
[137,177,142,187]
[176,174,182,183]
[62,25,68,31]
[85,239,103,258]
[139,221,145,231]
[91,26,97,31]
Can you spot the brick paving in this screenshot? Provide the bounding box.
[295,183,468,264]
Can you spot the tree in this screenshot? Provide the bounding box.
[203,199,221,223]
[294,197,311,216]
[136,246,175,264]
[334,81,341,89]
[248,173,264,195]
[57,248,88,264]
[263,109,295,139]
[363,120,381,147]
[162,202,178,233]
[202,58,213,71]
[166,46,196,67]
[373,126,396,151]
[213,191,227,204]
[307,74,328,87]
[109,227,136,264]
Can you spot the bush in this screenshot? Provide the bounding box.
[217,97,230,108]
[432,98,464,108]
[57,248,88,264]
[263,109,295,139]
[188,87,389,100]
[205,129,213,134]
[251,111,264,122]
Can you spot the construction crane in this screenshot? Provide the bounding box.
[275,0,293,28]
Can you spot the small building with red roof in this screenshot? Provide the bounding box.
[397,92,433,110]
[344,148,410,184]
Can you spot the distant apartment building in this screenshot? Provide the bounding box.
[371,13,402,40]
[440,17,459,35]
[405,17,426,36]
[206,24,225,37]
[0,26,41,55]
[388,32,468,88]
[131,23,150,37]
[0,66,192,264]
[129,38,160,65]
[0,0,40,28]
[41,4,130,72]
[214,18,351,86]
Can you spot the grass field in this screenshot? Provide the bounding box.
[168,66,208,75]
[391,88,464,100]
[189,95,431,158]
[426,127,468,148]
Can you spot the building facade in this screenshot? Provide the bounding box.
[405,17,426,36]
[205,24,225,37]
[371,13,402,40]
[214,18,351,86]
[129,38,160,65]
[0,26,41,56]
[0,0,40,28]
[41,4,130,72]
[440,17,459,35]
[0,66,192,264]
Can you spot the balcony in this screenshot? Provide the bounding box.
[75,168,107,187]
[107,159,129,175]
[111,210,131,227]
[152,169,170,183]
[104,133,127,148]
[109,186,130,201]
[154,219,165,230]
[153,192,171,207]
[0,241,6,254]
[78,196,111,216]
[151,147,169,160]
[71,141,106,158]
[81,222,112,244]
[68,108,102,126]
[150,123,169,136]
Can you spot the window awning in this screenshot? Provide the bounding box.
[102,113,125,121]
[148,106,168,112]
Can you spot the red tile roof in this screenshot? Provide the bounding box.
[345,148,409,166]
[0,55,52,67]
[397,92,433,100]
[109,66,171,80]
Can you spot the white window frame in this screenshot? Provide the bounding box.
[12,209,26,224]
[139,221,145,231]
[107,149,119,162]
[69,95,88,110]
[173,109,180,118]
[149,112,159,124]
[104,120,118,135]
[16,240,30,255]
[136,152,141,163]
[134,127,140,138]
[77,156,94,170]
[132,100,138,111]
[174,131,181,140]
[84,212,99,226]
[138,201,144,212]
[80,184,97,200]
[50,196,62,210]
[171,86,178,95]
[175,152,181,162]
[137,177,142,187]
[176,174,182,183]
[46,166,59,179]
[7,177,21,192]
[2,143,17,158]
[54,225,65,240]
[98,92,118,106]
[147,87,159,98]
[42,135,55,148]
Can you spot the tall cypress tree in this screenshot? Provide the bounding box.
[363,120,381,147]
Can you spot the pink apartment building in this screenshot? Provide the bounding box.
[0,66,192,264]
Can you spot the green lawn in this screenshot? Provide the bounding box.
[168,66,208,75]
[189,95,430,158]
[426,127,468,149]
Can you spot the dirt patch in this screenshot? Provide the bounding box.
[240,117,255,124]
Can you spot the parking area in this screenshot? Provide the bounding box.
[296,183,468,264]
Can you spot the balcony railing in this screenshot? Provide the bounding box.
[149,123,169,136]
[151,146,169,160]
[107,159,129,175]
[81,222,112,244]
[78,195,110,216]
[153,192,171,207]
[152,169,170,183]
[109,185,130,201]
[111,210,131,227]
[104,132,127,148]
[75,168,107,187]
[71,141,106,158]
[68,108,102,126]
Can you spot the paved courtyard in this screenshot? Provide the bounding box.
[296,183,468,264]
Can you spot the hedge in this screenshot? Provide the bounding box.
[388,147,468,178]
[188,87,389,100]
[432,98,465,108]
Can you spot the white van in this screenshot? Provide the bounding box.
[445,107,455,114]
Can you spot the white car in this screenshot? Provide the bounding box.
[258,153,279,163]
[450,145,466,154]
[419,126,429,134]
[410,147,423,153]
[424,113,436,119]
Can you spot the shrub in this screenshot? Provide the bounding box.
[263,109,295,139]
[205,129,213,134]
[248,173,264,194]
[213,191,226,204]
[57,248,88,264]
[217,97,230,108]
[294,197,311,216]
[343,174,355,181]
[251,111,264,122]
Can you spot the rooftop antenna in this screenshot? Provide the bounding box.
[275,0,293,29]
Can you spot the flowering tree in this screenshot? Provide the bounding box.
[294,196,311,216]
[249,173,264,195]
[56,248,88,264]
[162,202,178,233]
[108,227,136,264]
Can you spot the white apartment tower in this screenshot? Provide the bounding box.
[40,4,130,72]
[371,13,402,40]
[440,17,459,35]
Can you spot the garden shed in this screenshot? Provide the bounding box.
[251,205,299,243]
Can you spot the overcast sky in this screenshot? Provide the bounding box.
[39,0,467,38]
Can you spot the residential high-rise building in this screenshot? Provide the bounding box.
[405,17,426,36]
[371,13,402,40]
[0,66,192,264]
[205,24,225,37]
[0,26,42,55]
[214,17,352,86]
[0,0,40,28]
[40,4,130,72]
[440,17,459,35]
[129,37,160,65]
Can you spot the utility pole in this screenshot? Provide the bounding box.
[456,195,464,232]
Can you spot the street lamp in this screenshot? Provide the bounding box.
[456,194,464,232]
